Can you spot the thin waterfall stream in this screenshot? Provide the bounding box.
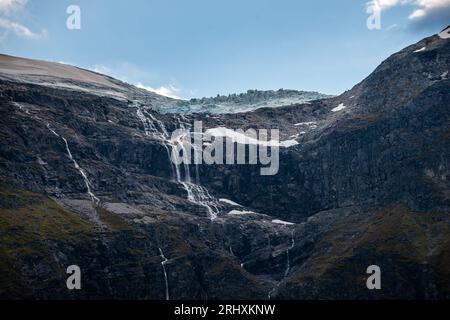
[47,124,100,204]
[158,248,170,300]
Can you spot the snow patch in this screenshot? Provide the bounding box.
[205,127,298,148]
[414,46,426,53]
[332,103,347,112]
[280,140,299,148]
[272,219,295,225]
[219,198,242,207]
[228,210,256,215]
[438,27,450,39]
[294,121,316,126]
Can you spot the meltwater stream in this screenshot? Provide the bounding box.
[284,229,295,277]
[135,104,219,220]
[158,248,170,300]
[268,227,296,300]
[170,134,219,220]
[47,124,100,204]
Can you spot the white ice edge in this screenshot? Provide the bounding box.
[332,103,347,112]
[205,127,298,148]
[272,219,295,225]
[219,198,242,207]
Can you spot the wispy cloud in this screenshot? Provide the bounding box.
[0,17,45,39]
[90,63,184,100]
[91,63,158,84]
[136,83,182,100]
[367,0,450,30]
[0,0,46,40]
[0,0,28,15]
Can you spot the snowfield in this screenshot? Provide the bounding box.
[205,127,299,148]
[272,219,295,225]
[228,210,256,215]
[414,47,426,53]
[332,103,347,112]
[219,198,242,207]
[438,26,450,39]
[0,54,119,89]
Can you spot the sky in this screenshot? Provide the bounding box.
[0,0,449,99]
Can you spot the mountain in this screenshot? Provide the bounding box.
[0,29,449,299]
[155,89,333,114]
[0,53,176,105]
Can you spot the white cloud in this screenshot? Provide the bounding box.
[367,0,409,12]
[91,62,158,84]
[366,0,450,22]
[0,0,27,14]
[386,23,399,30]
[0,17,44,39]
[91,64,114,77]
[408,0,450,20]
[90,63,183,100]
[136,83,182,100]
[0,0,45,40]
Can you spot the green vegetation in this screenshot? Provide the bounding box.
[97,206,131,231]
[296,205,450,279]
[0,186,94,298]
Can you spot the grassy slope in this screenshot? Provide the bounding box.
[282,205,450,299]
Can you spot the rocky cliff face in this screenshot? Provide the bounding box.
[0,30,449,300]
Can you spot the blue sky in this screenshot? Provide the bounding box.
[0,0,449,99]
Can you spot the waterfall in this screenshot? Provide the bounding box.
[268,285,278,300]
[169,134,219,220]
[284,229,295,277]
[268,228,295,300]
[47,124,100,204]
[134,104,219,220]
[136,106,168,141]
[145,110,169,137]
[136,105,175,175]
[158,248,170,300]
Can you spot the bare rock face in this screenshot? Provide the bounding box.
[0,33,449,299]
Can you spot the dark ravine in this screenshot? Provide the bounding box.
[0,30,449,299]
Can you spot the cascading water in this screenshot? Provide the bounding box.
[268,227,296,300]
[158,248,170,300]
[170,134,219,220]
[284,229,295,277]
[134,103,219,220]
[47,124,100,204]
[136,105,174,176]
